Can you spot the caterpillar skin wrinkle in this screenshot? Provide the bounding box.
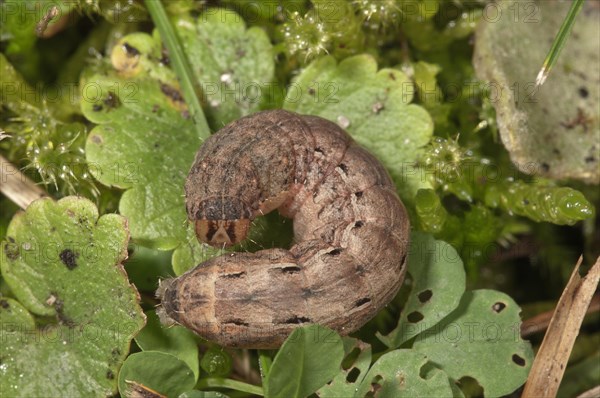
[157,109,410,349]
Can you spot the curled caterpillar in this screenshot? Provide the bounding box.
[157,110,410,349]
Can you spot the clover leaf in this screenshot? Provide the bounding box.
[0,196,145,396]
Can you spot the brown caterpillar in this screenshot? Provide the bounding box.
[157,110,410,349]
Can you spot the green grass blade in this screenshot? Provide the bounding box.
[144,0,210,138]
[536,0,585,87]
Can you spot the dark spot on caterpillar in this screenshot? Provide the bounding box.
[354,221,364,228]
[315,146,324,154]
[355,191,363,198]
[355,297,371,307]
[512,354,526,367]
[281,266,301,274]
[338,163,348,174]
[578,87,589,98]
[355,264,366,275]
[59,249,78,270]
[417,289,433,303]
[285,316,311,324]
[223,271,245,279]
[225,319,249,326]
[103,92,120,109]
[553,148,561,155]
[106,370,115,380]
[541,162,550,172]
[585,155,596,163]
[160,83,184,103]
[406,311,424,323]
[0,300,9,309]
[122,42,140,57]
[301,288,315,298]
[92,104,103,112]
[492,302,506,313]
[327,248,342,256]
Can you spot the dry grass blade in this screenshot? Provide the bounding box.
[0,154,49,209]
[522,256,600,397]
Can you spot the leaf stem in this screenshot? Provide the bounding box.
[144,0,210,138]
[196,377,264,396]
[535,0,585,87]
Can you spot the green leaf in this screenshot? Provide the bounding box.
[474,0,599,184]
[264,324,344,398]
[412,290,534,397]
[135,310,200,380]
[378,232,466,348]
[353,349,455,398]
[283,54,434,206]
[118,351,196,397]
[0,196,145,396]
[124,244,174,292]
[175,8,275,127]
[316,337,372,398]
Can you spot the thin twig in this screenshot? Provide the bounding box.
[0,154,49,209]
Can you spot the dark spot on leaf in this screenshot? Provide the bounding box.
[123,42,140,57]
[355,191,363,198]
[366,375,383,398]
[59,249,78,270]
[0,300,9,309]
[160,83,184,103]
[91,135,103,145]
[106,370,114,379]
[225,319,249,326]
[407,311,424,323]
[223,271,245,278]
[285,316,310,324]
[111,348,121,358]
[512,354,526,367]
[355,297,371,307]
[578,87,589,98]
[3,240,19,260]
[54,298,76,328]
[160,47,170,65]
[389,72,396,81]
[492,302,506,313]
[281,266,301,274]
[92,104,103,112]
[418,289,433,303]
[523,199,530,205]
[354,220,364,228]
[585,155,596,163]
[327,248,342,256]
[338,163,348,174]
[103,91,120,109]
[346,367,361,383]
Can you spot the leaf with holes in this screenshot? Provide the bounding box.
[0,196,145,397]
[353,349,455,397]
[378,232,466,348]
[316,337,372,398]
[412,290,534,397]
[283,54,434,206]
[83,8,274,249]
[264,324,344,398]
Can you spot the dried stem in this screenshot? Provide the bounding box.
[0,154,49,209]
